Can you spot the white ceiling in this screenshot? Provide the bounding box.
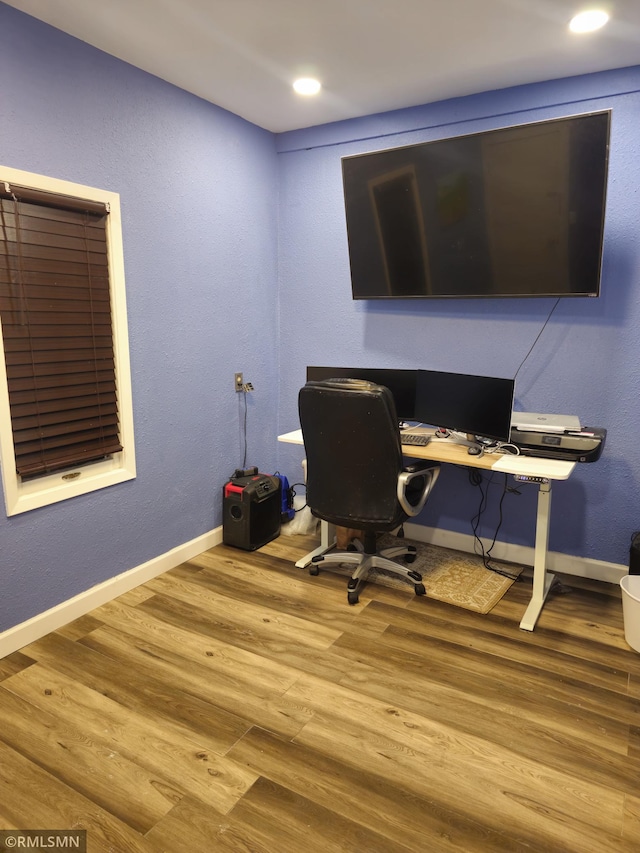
[5,0,640,132]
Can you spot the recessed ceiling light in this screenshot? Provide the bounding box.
[293,77,321,96]
[569,9,610,33]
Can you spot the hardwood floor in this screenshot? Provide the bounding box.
[0,532,639,852]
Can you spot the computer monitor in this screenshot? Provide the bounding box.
[305,366,418,421]
[414,369,515,442]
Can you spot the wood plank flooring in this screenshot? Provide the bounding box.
[0,532,639,852]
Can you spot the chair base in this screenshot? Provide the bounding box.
[311,539,425,605]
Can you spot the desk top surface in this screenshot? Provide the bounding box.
[278,428,575,480]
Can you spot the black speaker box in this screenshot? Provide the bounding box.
[223,471,281,551]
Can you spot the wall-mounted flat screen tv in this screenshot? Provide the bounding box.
[342,111,610,299]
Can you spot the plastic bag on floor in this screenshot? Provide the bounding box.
[286,493,318,535]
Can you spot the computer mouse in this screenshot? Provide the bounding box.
[467,446,483,456]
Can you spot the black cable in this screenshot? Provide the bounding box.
[287,481,308,512]
[469,470,520,581]
[513,297,561,382]
[484,476,509,563]
[241,391,248,468]
[468,468,483,488]
[470,471,492,562]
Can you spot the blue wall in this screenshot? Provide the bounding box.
[0,4,280,630]
[1,2,638,635]
[276,68,640,568]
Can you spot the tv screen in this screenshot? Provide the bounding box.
[414,370,515,442]
[342,111,610,299]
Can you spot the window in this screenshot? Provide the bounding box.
[0,166,135,515]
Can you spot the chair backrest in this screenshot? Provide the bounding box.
[298,378,405,530]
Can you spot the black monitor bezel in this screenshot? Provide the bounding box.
[414,369,515,443]
[305,366,418,421]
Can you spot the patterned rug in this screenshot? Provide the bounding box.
[337,535,524,614]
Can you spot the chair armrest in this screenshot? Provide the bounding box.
[403,461,440,475]
[397,462,440,517]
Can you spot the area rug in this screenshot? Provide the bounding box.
[333,535,524,614]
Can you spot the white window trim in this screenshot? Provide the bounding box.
[0,166,136,516]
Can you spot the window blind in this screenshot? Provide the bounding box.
[0,183,122,478]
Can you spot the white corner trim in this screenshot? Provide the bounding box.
[0,527,223,660]
[404,523,627,585]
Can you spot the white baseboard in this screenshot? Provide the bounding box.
[404,523,627,585]
[0,527,223,660]
[1,523,626,661]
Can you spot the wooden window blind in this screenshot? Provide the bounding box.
[0,183,122,479]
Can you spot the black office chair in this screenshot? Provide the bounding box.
[298,378,440,605]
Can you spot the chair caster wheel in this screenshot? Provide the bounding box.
[309,565,319,576]
[414,583,426,596]
[347,591,359,606]
[404,553,416,564]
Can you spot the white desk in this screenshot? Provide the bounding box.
[278,428,576,631]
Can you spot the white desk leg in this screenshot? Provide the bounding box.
[520,481,555,631]
[294,520,336,569]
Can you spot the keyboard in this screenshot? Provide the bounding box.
[400,433,431,447]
